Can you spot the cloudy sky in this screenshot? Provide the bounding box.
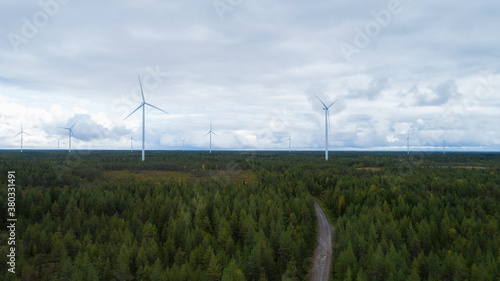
[1,0,499,151]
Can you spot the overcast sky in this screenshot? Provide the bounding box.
[1,0,499,152]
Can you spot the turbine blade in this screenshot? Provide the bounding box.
[70,121,78,129]
[145,103,169,114]
[205,132,210,136]
[315,95,328,108]
[212,131,218,137]
[138,75,145,102]
[59,127,70,130]
[14,132,21,137]
[327,99,338,109]
[124,104,143,120]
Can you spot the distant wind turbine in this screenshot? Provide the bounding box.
[443,140,446,155]
[315,95,337,161]
[182,137,185,152]
[205,122,217,153]
[288,135,292,153]
[129,134,134,152]
[14,125,29,152]
[55,137,62,151]
[59,122,77,152]
[124,75,169,161]
[407,133,410,155]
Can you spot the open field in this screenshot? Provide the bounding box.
[105,169,256,184]
[357,166,493,172]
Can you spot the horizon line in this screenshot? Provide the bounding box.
[1,149,500,153]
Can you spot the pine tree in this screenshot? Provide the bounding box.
[113,245,134,281]
[408,266,421,281]
[247,246,263,281]
[368,244,385,281]
[335,241,357,280]
[57,255,73,281]
[207,252,221,281]
[71,252,99,281]
[150,258,164,281]
[221,259,246,281]
[278,230,292,270]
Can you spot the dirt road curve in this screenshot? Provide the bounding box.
[309,200,335,281]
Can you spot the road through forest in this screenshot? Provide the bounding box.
[309,200,335,281]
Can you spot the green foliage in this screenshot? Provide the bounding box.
[221,258,245,281]
[312,152,500,281]
[1,151,499,280]
[0,151,317,280]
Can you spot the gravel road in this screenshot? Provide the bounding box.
[309,200,334,281]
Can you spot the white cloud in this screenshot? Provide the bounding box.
[1,0,499,151]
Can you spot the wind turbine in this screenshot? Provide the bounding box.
[205,122,217,153]
[407,133,410,155]
[315,95,337,161]
[59,122,77,152]
[288,135,292,153]
[14,125,29,152]
[55,137,62,151]
[124,75,169,161]
[182,137,185,152]
[129,134,134,152]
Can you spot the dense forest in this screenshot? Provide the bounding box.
[313,154,500,280]
[0,150,499,280]
[0,151,316,280]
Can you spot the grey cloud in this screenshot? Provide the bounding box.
[348,78,388,100]
[58,114,131,142]
[415,80,461,106]
[346,114,372,123]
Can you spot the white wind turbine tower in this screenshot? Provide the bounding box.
[55,137,62,151]
[129,134,134,152]
[182,137,185,152]
[14,125,29,152]
[205,122,217,153]
[59,122,77,152]
[315,95,337,161]
[124,75,169,161]
[288,135,292,153]
[407,133,410,155]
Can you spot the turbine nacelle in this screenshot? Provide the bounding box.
[315,95,337,110]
